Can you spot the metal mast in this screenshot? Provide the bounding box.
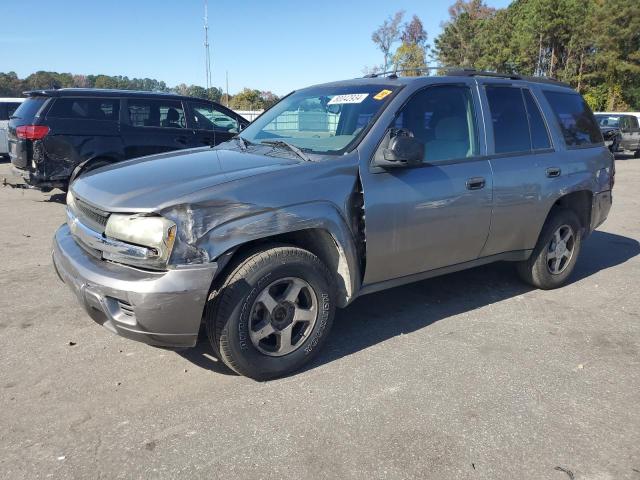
[204,0,212,90]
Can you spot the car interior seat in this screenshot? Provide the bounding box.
[162,108,181,128]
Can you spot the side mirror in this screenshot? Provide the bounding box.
[380,135,424,167]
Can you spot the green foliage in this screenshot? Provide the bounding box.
[0,71,271,109]
[229,88,280,110]
[432,0,640,110]
[393,16,429,75]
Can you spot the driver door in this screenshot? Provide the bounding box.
[361,83,493,285]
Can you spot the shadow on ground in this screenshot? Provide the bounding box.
[179,231,639,376]
[39,192,67,204]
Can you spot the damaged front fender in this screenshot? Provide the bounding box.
[160,200,361,306]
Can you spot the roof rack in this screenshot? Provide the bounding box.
[363,67,571,87]
[363,66,449,78]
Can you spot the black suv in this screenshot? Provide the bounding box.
[9,89,248,191]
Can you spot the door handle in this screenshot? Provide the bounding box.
[546,167,561,178]
[466,177,486,190]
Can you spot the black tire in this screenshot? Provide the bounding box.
[516,208,582,289]
[205,245,336,380]
[634,149,640,159]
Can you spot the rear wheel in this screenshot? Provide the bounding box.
[516,209,582,289]
[205,245,336,380]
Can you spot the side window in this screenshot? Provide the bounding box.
[485,86,531,154]
[47,98,119,121]
[0,104,6,121]
[543,90,601,147]
[190,103,238,132]
[394,85,478,163]
[128,99,185,128]
[523,90,551,149]
[7,102,21,118]
[630,116,639,129]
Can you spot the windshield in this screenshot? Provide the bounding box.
[239,84,399,155]
[595,115,620,127]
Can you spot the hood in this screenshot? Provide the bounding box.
[71,147,300,212]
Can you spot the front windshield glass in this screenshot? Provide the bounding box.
[595,115,620,127]
[239,85,399,154]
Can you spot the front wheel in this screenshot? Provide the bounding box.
[205,245,336,380]
[516,209,582,289]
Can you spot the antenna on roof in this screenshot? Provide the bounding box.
[204,0,212,90]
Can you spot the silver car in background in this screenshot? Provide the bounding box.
[0,98,24,159]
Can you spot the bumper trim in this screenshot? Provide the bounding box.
[53,224,218,348]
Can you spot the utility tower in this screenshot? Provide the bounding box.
[204,0,212,90]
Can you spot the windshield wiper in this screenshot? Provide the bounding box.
[261,140,311,162]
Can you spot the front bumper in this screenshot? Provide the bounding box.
[52,224,218,348]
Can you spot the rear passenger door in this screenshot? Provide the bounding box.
[121,98,194,158]
[187,101,242,147]
[478,83,561,257]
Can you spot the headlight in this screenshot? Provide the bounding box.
[104,214,176,269]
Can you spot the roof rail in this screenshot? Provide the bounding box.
[362,67,571,87]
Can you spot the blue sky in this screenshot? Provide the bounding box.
[0,0,512,96]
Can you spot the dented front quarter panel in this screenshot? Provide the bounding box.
[157,152,362,303]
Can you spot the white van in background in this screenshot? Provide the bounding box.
[0,98,25,159]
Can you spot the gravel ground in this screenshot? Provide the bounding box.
[0,156,638,480]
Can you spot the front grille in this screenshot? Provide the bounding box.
[70,196,110,233]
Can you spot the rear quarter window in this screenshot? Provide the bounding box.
[11,97,47,121]
[543,90,602,147]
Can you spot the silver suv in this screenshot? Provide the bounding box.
[53,71,614,379]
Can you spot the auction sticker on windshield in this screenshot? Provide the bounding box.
[328,94,369,105]
[373,89,392,100]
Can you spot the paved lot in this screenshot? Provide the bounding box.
[0,157,639,480]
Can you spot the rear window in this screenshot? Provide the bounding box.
[47,98,119,121]
[522,90,551,150]
[11,97,46,121]
[543,91,602,147]
[486,86,531,154]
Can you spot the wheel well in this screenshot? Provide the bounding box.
[552,190,592,231]
[212,228,352,307]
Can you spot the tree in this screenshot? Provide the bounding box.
[260,91,280,109]
[371,11,405,72]
[393,16,429,75]
[430,0,640,110]
[206,87,223,103]
[433,0,496,68]
[228,88,280,110]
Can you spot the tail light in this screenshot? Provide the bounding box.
[16,125,49,140]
